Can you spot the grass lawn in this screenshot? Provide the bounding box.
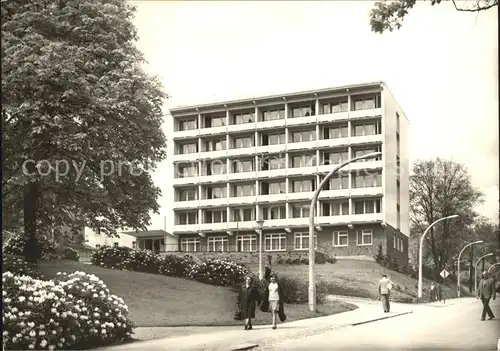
[38,260,356,328]
[250,259,471,302]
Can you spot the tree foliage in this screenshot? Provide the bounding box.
[410,158,484,274]
[1,0,167,255]
[369,0,499,33]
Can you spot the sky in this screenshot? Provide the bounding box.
[128,0,499,230]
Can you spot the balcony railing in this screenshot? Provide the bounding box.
[156,243,325,253]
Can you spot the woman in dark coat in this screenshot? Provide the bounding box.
[236,275,262,330]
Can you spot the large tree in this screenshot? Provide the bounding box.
[2,0,167,261]
[410,158,484,277]
[369,0,498,33]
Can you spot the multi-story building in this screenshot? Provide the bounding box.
[168,81,409,265]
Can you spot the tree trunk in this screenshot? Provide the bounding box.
[23,162,40,263]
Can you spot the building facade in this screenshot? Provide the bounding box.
[83,227,136,249]
[168,82,409,265]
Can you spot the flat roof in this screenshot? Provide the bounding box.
[121,229,175,238]
[170,81,385,114]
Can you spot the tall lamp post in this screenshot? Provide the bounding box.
[475,253,494,293]
[308,151,382,312]
[457,240,483,297]
[418,214,459,299]
[256,219,264,281]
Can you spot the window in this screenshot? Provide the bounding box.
[292,179,315,192]
[396,180,401,200]
[352,94,381,111]
[294,232,317,250]
[292,130,316,142]
[261,181,286,195]
[204,138,226,151]
[290,103,315,118]
[205,185,226,199]
[176,164,198,178]
[322,99,348,114]
[291,154,316,168]
[232,110,255,124]
[323,125,348,139]
[261,205,286,220]
[233,135,254,149]
[181,237,201,252]
[261,132,285,146]
[399,236,404,251]
[291,203,310,218]
[265,233,286,251]
[352,146,382,161]
[204,114,226,128]
[232,159,254,173]
[177,188,197,201]
[397,203,401,230]
[357,229,373,246]
[333,231,349,247]
[323,150,349,165]
[132,241,136,249]
[95,228,101,235]
[352,121,382,136]
[205,160,226,175]
[232,207,255,222]
[114,242,119,247]
[232,184,255,197]
[324,174,349,190]
[203,209,227,223]
[396,156,401,175]
[95,244,101,249]
[322,201,349,216]
[237,235,257,252]
[353,199,382,214]
[177,118,197,131]
[176,211,198,225]
[262,108,285,121]
[208,236,228,252]
[261,155,286,171]
[176,142,198,155]
[352,172,382,188]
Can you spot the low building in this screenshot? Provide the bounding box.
[83,227,136,249]
[121,229,177,253]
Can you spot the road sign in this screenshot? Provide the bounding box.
[440,269,450,279]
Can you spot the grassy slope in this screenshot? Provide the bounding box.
[252,259,471,301]
[38,260,355,328]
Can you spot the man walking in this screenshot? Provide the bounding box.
[477,271,496,321]
[430,283,436,302]
[378,274,392,313]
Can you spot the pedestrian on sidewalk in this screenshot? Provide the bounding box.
[378,274,392,313]
[436,283,442,302]
[260,273,286,329]
[477,271,496,321]
[235,275,262,330]
[430,283,436,302]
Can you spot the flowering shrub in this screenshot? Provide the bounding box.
[91,246,134,270]
[3,232,80,261]
[185,259,251,286]
[2,271,134,350]
[158,255,195,278]
[2,255,43,279]
[127,250,161,274]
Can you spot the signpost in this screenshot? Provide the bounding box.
[440,269,449,304]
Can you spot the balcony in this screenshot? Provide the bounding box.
[287,191,313,201]
[316,215,351,226]
[228,171,257,181]
[173,224,200,233]
[173,129,200,140]
[257,119,286,130]
[256,144,287,154]
[173,152,199,163]
[350,212,383,223]
[258,193,287,203]
[349,160,383,171]
[198,125,227,137]
[287,140,318,152]
[198,150,228,160]
[227,146,256,158]
[350,187,383,197]
[286,115,317,127]
[173,176,199,186]
[228,123,256,134]
[200,223,228,232]
[199,198,228,207]
[287,218,308,227]
[257,168,287,179]
[349,134,383,146]
[287,166,317,176]
[349,108,382,120]
[228,221,256,231]
[198,174,227,184]
[318,112,349,124]
[318,189,350,199]
[262,218,288,228]
[228,196,257,206]
[173,200,199,210]
[317,137,349,149]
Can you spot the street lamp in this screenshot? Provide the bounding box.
[256,219,264,281]
[457,240,483,297]
[417,214,459,299]
[488,262,500,273]
[475,253,494,293]
[308,151,382,312]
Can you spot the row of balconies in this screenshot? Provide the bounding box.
[173,159,383,185]
[173,213,383,233]
[173,187,383,210]
[173,134,383,162]
[173,107,382,140]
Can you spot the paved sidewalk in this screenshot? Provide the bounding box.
[97,298,415,351]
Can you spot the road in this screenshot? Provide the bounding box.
[255,298,500,350]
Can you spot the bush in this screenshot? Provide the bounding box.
[127,250,161,274]
[2,271,134,350]
[91,246,134,270]
[158,255,194,278]
[185,259,251,286]
[3,232,80,261]
[255,275,329,304]
[2,255,43,279]
[374,243,385,264]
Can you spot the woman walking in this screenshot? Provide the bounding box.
[236,275,262,330]
[260,273,286,329]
